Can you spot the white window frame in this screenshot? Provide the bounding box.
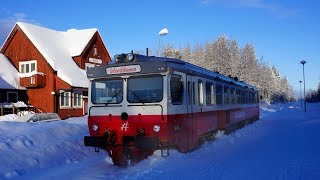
[19,60,37,74]
[72,92,83,108]
[60,90,71,108]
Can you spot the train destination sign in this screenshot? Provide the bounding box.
[106,65,141,75]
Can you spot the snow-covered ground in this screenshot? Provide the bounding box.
[0,102,320,179]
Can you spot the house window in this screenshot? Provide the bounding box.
[73,92,83,108]
[60,90,71,108]
[19,60,37,73]
[7,92,18,103]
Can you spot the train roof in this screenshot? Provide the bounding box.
[87,53,257,91]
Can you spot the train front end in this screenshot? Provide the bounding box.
[84,53,169,166]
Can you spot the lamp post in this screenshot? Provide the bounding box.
[300,60,306,112]
[158,28,168,57]
[299,80,302,107]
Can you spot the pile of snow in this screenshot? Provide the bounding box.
[0,114,19,122]
[0,102,320,179]
[0,101,29,108]
[0,116,96,179]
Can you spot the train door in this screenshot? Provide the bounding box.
[186,75,196,150]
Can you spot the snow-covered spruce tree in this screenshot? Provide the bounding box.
[163,44,182,59]
[181,43,193,64]
[305,89,319,103]
[239,43,257,85]
[192,44,205,67]
[229,40,241,78]
[160,35,294,103]
[212,35,232,76]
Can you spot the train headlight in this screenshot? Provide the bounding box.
[127,53,135,62]
[114,54,125,63]
[92,124,99,131]
[153,125,160,133]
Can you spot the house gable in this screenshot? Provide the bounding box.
[0,22,112,118]
[73,32,111,69]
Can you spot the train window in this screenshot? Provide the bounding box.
[241,91,245,104]
[127,75,163,103]
[251,92,254,103]
[206,82,214,106]
[91,79,123,104]
[231,88,236,104]
[236,89,241,104]
[193,82,196,105]
[224,86,230,105]
[198,80,204,106]
[170,75,184,105]
[254,92,258,104]
[188,81,191,105]
[245,91,249,104]
[216,84,223,105]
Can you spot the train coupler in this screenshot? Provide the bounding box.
[95,147,100,153]
[161,146,169,157]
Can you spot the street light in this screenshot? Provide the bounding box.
[300,60,306,112]
[299,80,302,107]
[158,28,168,57]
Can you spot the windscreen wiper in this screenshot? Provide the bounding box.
[127,88,145,105]
[105,90,122,106]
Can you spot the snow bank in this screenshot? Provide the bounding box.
[1,103,320,179]
[0,116,99,179]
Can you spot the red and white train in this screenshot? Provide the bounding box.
[84,53,259,166]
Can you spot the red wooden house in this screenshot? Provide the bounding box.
[0,22,111,119]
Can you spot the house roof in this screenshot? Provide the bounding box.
[0,53,22,89]
[9,22,98,88]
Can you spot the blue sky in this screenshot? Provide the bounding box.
[1,0,319,96]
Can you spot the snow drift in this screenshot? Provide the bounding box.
[0,102,320,179]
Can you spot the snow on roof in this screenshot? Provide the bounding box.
[0,53,22,89]
[64,28,97,56]
[16,22,98,88]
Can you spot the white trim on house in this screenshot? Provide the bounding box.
[19,60,37,74]
[72,92,83,108]
[59,90,71,109]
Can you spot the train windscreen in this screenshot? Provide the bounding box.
[91,79,123,104]
[127,75,163,103]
